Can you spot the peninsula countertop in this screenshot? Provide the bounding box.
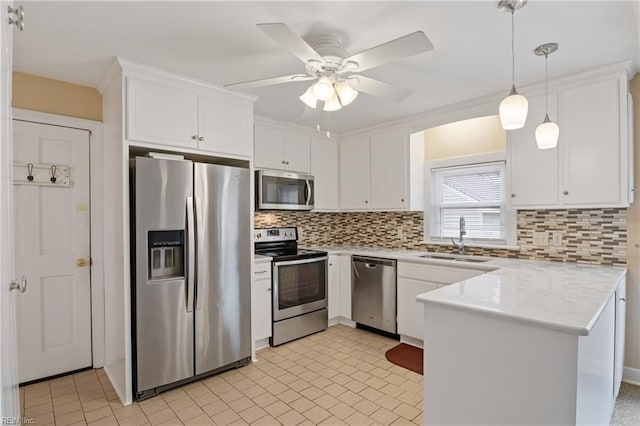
[302,245,627,336]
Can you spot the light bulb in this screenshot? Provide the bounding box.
[499,86,528,130]
[535,115,559,149]
[299,85,317,109]
[313,76,335,101]
[335,81,358,106]
[323,91,342,111]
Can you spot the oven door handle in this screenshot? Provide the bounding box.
[273,256,328,267]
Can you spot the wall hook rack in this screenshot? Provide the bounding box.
[12,162,70,187]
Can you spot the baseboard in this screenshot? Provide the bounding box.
[254,338,270,352]
[329,317,355,328]
[400,335,424,349]
[623,366,640,386]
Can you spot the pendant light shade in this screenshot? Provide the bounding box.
[499,86,528,129]
[498,0,528,130]
[323,91,342,111]
[534,42,559,150]
[535,115,559,149]
[335,81,358,106]
[313,76,335,101]
[299,86,318,109]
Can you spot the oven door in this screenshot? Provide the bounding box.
[272,257,328,321]
[257,170,314,211]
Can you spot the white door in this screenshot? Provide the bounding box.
[283,131,311,173]
[254,123,285,170]
[311,136,339,211]
[198,94,253,157]
[13,120,92,383]
[0,0,19,418]
[339,136,370,210]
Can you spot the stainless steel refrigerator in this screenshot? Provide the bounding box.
[130,156,251,400]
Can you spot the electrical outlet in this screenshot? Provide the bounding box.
[533,231,548,246]
[550,231,563,247]
[397,228,404,239]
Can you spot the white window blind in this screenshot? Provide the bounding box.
[430,161,507,243]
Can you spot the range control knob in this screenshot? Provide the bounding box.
[256,233,262,239]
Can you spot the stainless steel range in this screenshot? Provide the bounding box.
[254,227,328,346]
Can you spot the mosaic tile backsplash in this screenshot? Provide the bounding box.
[255,209,627,266]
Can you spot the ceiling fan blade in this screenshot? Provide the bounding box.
[224,74,314,91]
[344,31,433,72]
[257,23,324,64]
[350,75,412,102]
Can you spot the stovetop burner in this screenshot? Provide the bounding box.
[254,227,327,261]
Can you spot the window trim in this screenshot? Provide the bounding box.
[424,152,517,248]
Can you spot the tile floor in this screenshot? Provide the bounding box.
[19,323,640,425]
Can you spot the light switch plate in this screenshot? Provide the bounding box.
[533,231,548,246]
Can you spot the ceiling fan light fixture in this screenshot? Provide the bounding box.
[299,85,318,109]
[323,91,342,111]
[335,81,358,106]
[313,76,335,101]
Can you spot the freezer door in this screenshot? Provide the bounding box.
[133,157,195,394]
[194,163,251,375]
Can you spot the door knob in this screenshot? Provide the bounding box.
[76,258,89,267]
[9,276,27,293]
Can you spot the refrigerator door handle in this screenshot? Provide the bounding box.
[186,196,195,313]
[195,196,205,311]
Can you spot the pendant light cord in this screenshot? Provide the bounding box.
[545,53,549,114]
[511,10,515,87]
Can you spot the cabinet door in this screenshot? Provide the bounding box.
[397,278,439,341]
[285,131,311,173]
[561,78,621,205]
[338,255,352,320]
[339,136,370,210]
[252,279,272,341]
[127,77,198,147]
[198,95,252,157]
[311,136,339,210]
[370,127,407,209]
[509,93,559,207]
[254,124,285,169]
[327,255,340,320]
[614,280,626,397]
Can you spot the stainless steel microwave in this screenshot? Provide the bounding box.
[256,170,314,211]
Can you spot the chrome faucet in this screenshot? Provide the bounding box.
[451,216,466,255]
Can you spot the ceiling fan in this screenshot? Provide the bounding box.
[225,23,434,112]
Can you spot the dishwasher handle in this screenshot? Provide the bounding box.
[351,256,396,268]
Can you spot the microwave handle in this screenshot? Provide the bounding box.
[305,180,312,205]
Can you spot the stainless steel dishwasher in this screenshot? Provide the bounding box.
[351,256,397,334]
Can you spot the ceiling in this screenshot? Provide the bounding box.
[13,1,639,133]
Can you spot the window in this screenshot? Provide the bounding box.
[427,160,515,246]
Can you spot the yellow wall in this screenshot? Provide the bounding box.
[626,74,640,370]
[12,72,102,121]
[423,115,506,161]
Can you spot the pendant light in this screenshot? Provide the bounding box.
[299,85,318,109]
[498,0,528,130]
[534,43,559,149]
[313,76,335,101]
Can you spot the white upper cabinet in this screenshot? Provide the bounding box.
[254,122,311,173]
[127,77,198,148]
[198,94,253,157]
[126,74,254,157]
[507,71,632,209]
[339,135,370,209]
[311,136,339,211]
[370,127,407,209]
[509,93,560,207]
[561,78,622,206]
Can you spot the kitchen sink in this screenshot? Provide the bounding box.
[417,254,489,263]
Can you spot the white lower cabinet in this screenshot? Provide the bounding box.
[327,254,340,320]
[339,254,352,320]
[397,277,439,341]
[252,261,272,348]
[614,279,626,397]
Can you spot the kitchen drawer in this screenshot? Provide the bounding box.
[398,261,485,284]
[253,262,271,280]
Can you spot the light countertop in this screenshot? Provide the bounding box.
[303,245,626,336]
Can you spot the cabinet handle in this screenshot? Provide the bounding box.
[365,200,368,204]
[254,270,268,274]
[198,136,204,142]
[511,194,515,198]
[267,288,272,292]
[281,160,285,164]
[286,161,289,165]
[632,188,638,193]
[329,263,333,266]
[563,190,569,195]
[401,198,404,202]
[192,135,198,140]
[620,297,626,302]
